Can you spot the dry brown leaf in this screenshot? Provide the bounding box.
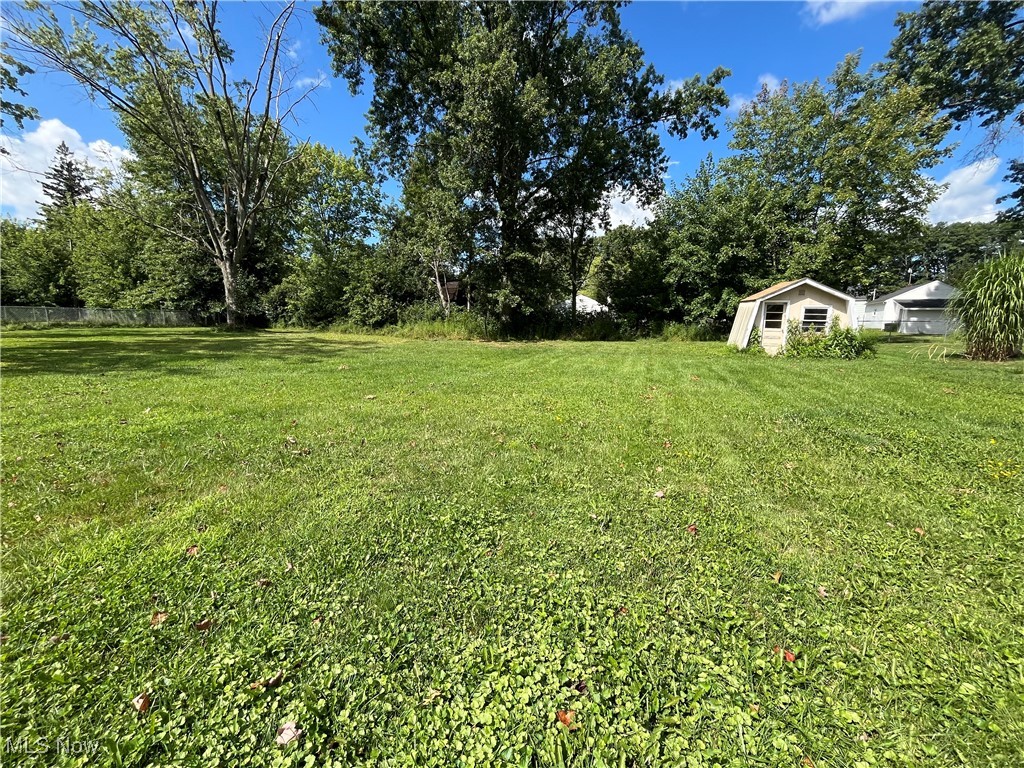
[913,527,926,536]
[801,758,815,768]
[817,586,828,598]
[132,692,151,713]
[194,618,215,632]
[556,710,580,730]
[686,523,698,536]
[186,545,199,557]
[250,670,285,690]
[48,633,70,644]
[364,395,376,401]
[150,611,169,627]
[311,616,323,628]
[285,561,295,573]
[253,578,272,588]
[749,703,760,714]
[654,490,666,499]
[771,571,783,584]
[276,721,303,746]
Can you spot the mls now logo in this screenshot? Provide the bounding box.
[4,735,99,756]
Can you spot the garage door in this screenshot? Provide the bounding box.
[899,309,954,335]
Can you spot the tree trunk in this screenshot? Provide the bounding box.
[219,259,240,326]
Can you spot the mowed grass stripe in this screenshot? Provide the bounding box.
[1,328,1021,767]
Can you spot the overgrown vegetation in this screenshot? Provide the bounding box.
[952,250,1024,361]
[2,329,1022,766]
[781,322,879,359]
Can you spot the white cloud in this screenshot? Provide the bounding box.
[605,189,655,230]
[802,0,888,26]
[1,118,133,220]
[928,158,1002,224]
[730,73,783,113]
[295,71,330,91]
[285,40,302,61]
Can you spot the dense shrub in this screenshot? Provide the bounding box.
[781,321,877,359]
[951,250,1024,361]
[659,322,722,342]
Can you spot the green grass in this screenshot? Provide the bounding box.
[1,328,1022,767]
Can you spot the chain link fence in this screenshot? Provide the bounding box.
[1,306,201,326]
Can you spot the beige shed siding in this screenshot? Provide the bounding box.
[727,302,756,347]
[751,284,851,355]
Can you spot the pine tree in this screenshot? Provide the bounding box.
[38,142,93,219]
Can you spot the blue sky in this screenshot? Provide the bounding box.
[1,0,1014,224]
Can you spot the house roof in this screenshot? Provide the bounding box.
[873,280,951,303]
[739,277,853,304]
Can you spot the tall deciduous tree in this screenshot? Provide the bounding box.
[725,55,950,293]
[9,0,310,324]
[887,1,1024,210]
[0,41,39,141]
[315,0,729,325]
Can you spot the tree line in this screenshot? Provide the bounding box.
[2,1,1021,333]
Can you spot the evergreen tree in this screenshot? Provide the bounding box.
[38,141,93,219]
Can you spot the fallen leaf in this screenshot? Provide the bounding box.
[217,484,229,493]
[749,703,760,713]
[150,612,169,627]
[616,605,629,616]
[33,514,41,522]
[186,545,199,557]
[654,490,666,499]
[817,586,828,598]
[290,419,298,426]
[253,578,272,588]
[942,387,956,395]
[801,758,815,768]
[196,523,208,533]
[686,523,698,536]
[556,710,579,730]
[132,692,151,713]
[311,616,323,628]
[285,435,298,445]
[276,721,303,746]
[771,571,783,584]
[194,618,215,632]
[250,670,285,690]
[364,395,376,400]
[422,688,441,704]
[662,440,673,449]
[784,649,796,663]
[655,466,663,472]
[143,407,152,414]
[689,375,701,381]
[0,635,8,645]
[914,527,926,537]
[48,633,70,644]
[285,561,295,573]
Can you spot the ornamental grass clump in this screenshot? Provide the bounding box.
[951,250,1024,361]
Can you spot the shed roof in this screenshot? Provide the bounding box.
[739,277,853,304]
[740,280,800,302]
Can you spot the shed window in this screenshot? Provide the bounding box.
[801,307,830,332]
[763,303,785,330]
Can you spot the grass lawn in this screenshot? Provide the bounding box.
[1,328,1022,767]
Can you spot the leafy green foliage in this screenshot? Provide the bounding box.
[726,54,950,294]
[315,0,729,325]
[0,42,38,135]
[951,250,1024,361]
[781,321,879,359]
[1,329,1022,766]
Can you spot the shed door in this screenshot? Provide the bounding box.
[761,302,787,351]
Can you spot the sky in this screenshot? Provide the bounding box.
[1,0,1017,225]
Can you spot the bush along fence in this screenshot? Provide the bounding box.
[1,305,201,327]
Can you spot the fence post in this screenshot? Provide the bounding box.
[43,306,49,324]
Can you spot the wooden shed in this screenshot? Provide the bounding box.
[727,278,856,355]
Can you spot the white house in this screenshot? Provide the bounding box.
[560,295,609,314]
[860,280,958,334]
[727,278,856,355]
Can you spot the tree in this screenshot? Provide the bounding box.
[998,160,1024,221]
[887,1,1024,213]
[592,225,671,331]
[725,55,950,293]
[315,0,728,326]
[0,42,39,141]
[38,141,94,219]
[9,0,311,324]
[887,1,1024,141]
[0,218,80,306]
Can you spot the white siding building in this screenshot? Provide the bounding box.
[861,280,958,335]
